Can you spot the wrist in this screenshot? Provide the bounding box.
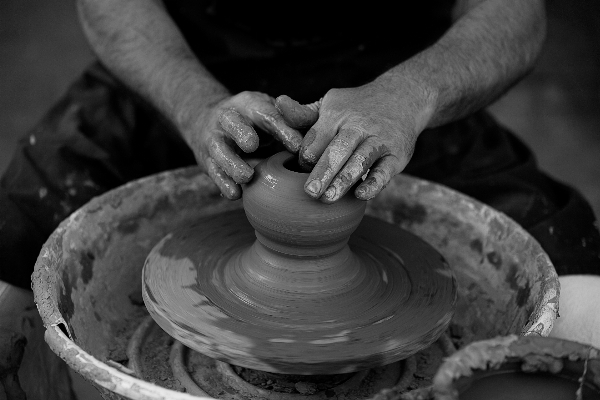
[171,76,230,145]
[370,63,438,134]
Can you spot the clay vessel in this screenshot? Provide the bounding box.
[243,151,366,257]
[238,151,370,299]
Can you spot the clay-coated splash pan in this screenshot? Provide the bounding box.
[32,168,559,399]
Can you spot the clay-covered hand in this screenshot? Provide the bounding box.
[276,81,434,203]
[190,91,305,200]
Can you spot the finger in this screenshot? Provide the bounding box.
[304,128,365,199]
[251,106,303,153]
[229,92,304,153]
[275,95,320,129]
[298,116,339,169]
[205,157,242,200]
[208,137,254,184]
[218,108,259,153]
[320,140,388,204]
[354,155,400,201]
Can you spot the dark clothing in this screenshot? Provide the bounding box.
[1,4,599,288]
[0,65,196,288]
[166,1,454,103]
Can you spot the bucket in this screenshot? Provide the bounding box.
[31,168,559,399]
[432,335,600,399]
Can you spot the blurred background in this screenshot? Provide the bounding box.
[0,0,599,397]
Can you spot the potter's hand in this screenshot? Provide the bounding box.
[277,81,433,203]
[193,91,305,200]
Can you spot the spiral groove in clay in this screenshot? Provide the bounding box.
[142,152,457,374]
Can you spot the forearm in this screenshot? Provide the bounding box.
[375,0,546,129]
[76,0,229,143]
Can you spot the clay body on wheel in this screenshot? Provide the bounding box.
[243,152,367,257]
[142,152,457,374]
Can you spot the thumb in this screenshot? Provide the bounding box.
[275,95,320,129]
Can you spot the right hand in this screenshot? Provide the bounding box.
[188,91,313,200]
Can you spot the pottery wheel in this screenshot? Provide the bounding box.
[143,152,457,375]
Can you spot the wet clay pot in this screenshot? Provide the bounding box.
[142,152,456,374]
[432,335,600,400]
[243,152,367,256]
[32,159,559,399]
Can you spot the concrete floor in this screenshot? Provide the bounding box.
[0,0,598,398]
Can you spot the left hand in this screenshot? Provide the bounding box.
[276,78,435,203]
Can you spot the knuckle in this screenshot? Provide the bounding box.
[221,106,237,116]
[218,108,238,126]
[338,170,356,187]
[325,88,343,98]
[344,119,369,138]
[371,166,388,182]
[257,110,280,126]
[351,152,368,166]
[343,164,366,184]
[235,91,252,101]
[324,164,336,177]
[204,156,216,171]
[237,90,271,105]
[217,109,228,123]
[208,138,220,153]
[306,98,322,113]
[332,136,352,150]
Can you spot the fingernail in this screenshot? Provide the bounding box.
[306,180,321,196]
[355,183,371,199]
[300,151,317,168]
[323,186,337,201]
